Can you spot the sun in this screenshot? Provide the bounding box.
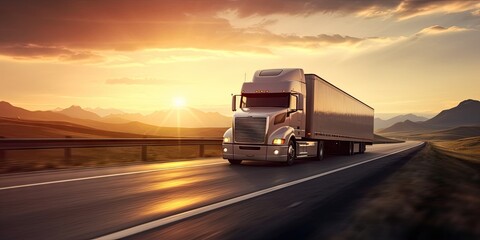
[172,96,187,108]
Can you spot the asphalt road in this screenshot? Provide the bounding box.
[0,141,423,240]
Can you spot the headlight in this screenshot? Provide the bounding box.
[223,137,231,143]
[272,138,285,145]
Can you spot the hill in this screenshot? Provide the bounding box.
[374,114,427,131]
[56,105,134,124]
[425,99,480,127]
[378,120,432,134]
[85,107,125,117]
[58,105,101,120]
[380,99,480,134]
[107,107,231,128]
[0,101,75,122]
[432,126,480,138]
[0,117,227,138]
[433,136,480,162]
[414,126,480,141]
[0,102,228,138]
[0,117,147,138]
[145,108,231,127]
[3,101,231,128]
[382,125,480,141]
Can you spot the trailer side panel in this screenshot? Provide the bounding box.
[305,74,374,143]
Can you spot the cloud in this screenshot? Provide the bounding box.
[0,44,103,62]
[392,0,480,19]
[0,0,477,61]
[417,25,470,36]
[262,33,365,51]
[221,0,479,19]
[350,1,480,19]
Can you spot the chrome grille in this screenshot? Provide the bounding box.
[234,117,266,143]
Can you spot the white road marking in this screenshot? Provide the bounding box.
[0,162,224,191]
[94,142,424,240]
[288,201,303,208]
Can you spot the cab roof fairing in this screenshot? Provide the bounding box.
[252,68,305,84]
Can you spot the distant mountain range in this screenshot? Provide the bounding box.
[104,108,231,128]
[84,107,125,117]
[2,99,478,138]
[50,104,431,130]
[57,105,102,120]
[379,99,480,134]
[1,101,76,122]
[3,101,436,131]
[0,101,228,138]
[53,104,231,128]
[374,114,428,131]
[0,117,148,138]
[378,120,431,133]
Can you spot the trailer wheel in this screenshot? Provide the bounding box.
[285,140,296,166]
[345,141,354,155]
[360,143,366,154]
[315,141,324,161]
[228,159,242,165]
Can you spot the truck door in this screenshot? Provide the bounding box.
[290,93,305,137]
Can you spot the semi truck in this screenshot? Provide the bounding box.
[222,68,374,165]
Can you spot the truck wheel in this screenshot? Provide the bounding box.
[228,159,242,165]
[285,140,296,166]
[360,143,366,154]
[315,141,324,161]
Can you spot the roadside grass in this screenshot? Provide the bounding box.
[0,145,222,173]
[335,143,480,239]
[432,137,480,163]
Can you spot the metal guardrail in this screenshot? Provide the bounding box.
[0,138,223,162]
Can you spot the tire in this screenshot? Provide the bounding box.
[285,140,296,166]
[360,143,366,154]
[345,141,353,155]
[315,141,324,161]
[228,159,242,165]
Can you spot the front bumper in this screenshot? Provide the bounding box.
[222,143,288,162]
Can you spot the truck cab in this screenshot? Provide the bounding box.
[222,69,308,165]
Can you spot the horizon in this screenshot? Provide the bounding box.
[4,98,478,121]
[1,1,479,118]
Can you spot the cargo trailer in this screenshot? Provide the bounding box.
[222,68,374,165]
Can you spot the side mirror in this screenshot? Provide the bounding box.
[288,94,297,117]
[232,94,240,111]
[289,93,303,111]
[287,93,303,117]
[295,93,303,111]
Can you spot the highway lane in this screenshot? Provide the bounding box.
[126,142,425,240]
[0,160,225,190]
[0,141,422,239]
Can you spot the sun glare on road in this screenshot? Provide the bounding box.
[173,96,186,108]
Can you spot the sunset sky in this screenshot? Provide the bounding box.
[1,0,479,118]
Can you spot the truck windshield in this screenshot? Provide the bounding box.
[241,93,290,108]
